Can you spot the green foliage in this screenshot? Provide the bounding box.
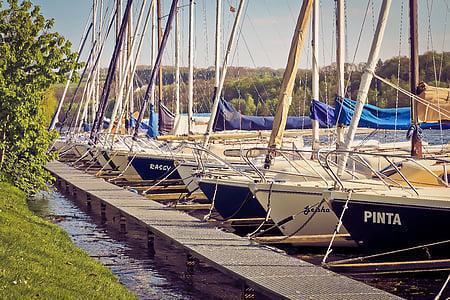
[42,87,58,125]
[230,94,257,115]
[0,0,80,193]
[0,182,136,299]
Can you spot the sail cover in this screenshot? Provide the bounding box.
[334,97,411,130]
[416,82,450,123]
[310,99,335,128]
[158,103,175,135]
[213,98,449,132]
[213,99,312,131]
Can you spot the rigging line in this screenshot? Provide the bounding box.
[426,0,444,146]
[301,22,312,130]
[319,0,328,105]
[227,0,248,68]
[71,6,118,131]
[284,0,296,23]
[426,0,438,85]
[237,29,269,107]
[344,0,371,95]
[394,0,405,146]
[325,0,336,145]
[373,72,450,119]
[227,0,267,113]
[261,0,290,55]
[62,3,114,130]
[244,6,278,80]
[201,0,210,67]
[344,0,349,64]
[438,1,449,84]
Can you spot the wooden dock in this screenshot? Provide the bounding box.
[46,161,400,299]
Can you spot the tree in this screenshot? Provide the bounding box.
[0,0,80,193]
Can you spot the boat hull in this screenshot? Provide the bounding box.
[176,163,200,193]
[252,183,348,236]
[107,151,140,179]
[130,155,181,181]
[198,179,266,219]
[328,194,450,251]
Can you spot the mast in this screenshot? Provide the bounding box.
[91,0,98,125]
[150,0,157,117]
[409,0,422,157]
[115,0,154,134]
[107,0,148,134]
[157,0,163,115]
[188,0,195,134]
[133,0,180,137]
[116,0,122,107]
[203,0,247,146]
[49,12,92,131]
[311,0,320,150]
[90,0,135,141]
[335,0,345,147]
[127,2,134,119]
[96,0,103,126]
[173,3,181,133]
[264,0,314,166]
[214,0,222,91]
[337,0,392,175]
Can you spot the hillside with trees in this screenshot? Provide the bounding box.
[55,51,450,122]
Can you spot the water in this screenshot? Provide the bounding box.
[294,250,450,299]
[303,129,450,146]
[28,189,202,300]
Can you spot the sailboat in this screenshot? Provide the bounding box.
[326,0,450,253]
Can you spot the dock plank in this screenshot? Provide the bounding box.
[45,161,400,300]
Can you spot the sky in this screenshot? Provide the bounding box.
[30,0,450,69]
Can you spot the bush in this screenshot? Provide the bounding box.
[0,0,80,193]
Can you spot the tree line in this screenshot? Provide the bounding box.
[131,51,450,117]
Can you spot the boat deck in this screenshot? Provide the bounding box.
[45,160,400,299]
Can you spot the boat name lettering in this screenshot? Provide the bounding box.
[303,205,330,215]
[363,211,402,225]
[149,164,171,171]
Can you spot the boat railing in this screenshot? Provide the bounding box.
[322,149,450,194]
[180,143,256,181]
[238,147,334,185]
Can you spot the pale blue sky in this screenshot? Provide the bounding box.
[30,0,450,69]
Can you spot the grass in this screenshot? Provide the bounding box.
[0,182,136,299]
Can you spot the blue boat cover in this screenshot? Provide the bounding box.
[213,99,312,131]
[311,97,450,130]
[147,104,159,138]
[334,97,411,130]
[309,99,336,128]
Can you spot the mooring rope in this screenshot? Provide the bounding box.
[435,273,450,300]
[326,239,450,266]
[251,198,326,242]
[144,164,182,194]
[247,182,274,237]
[203,177,219,221]
[108,153,136,182]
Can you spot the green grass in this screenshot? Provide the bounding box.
[0,182,136,299]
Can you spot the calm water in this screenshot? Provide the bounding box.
[28,189,201,300]
[304,129,450,146]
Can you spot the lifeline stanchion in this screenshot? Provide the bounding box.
[322,189,353,265]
